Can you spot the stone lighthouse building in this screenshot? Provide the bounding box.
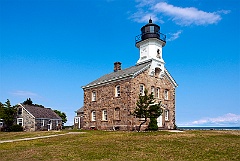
[74,19,177,130]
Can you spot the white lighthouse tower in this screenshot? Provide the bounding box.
[135,19,166,77]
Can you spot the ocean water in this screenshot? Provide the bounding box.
[178,127,240,130]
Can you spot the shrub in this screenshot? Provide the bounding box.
[148,117,158,131]
[9,125,23,132]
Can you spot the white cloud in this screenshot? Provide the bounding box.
[179,113,240,127]
[11,90,39,98]
[167,30,182,41]
[131,1,230,26]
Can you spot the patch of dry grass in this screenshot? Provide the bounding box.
[0,130,239,161]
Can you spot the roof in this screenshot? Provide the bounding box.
[75,106,84,113]
[82,61,151,89]
[19,104,62,120]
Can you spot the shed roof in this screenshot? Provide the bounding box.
[20,104,62,120]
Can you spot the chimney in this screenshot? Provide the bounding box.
[114,62,121,72]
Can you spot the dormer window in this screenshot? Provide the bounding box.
[115,85,120,97]
[92,91,96,101]
[140,84,145,96]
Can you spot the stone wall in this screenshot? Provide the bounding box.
[17,107,35,132]
[83,68,176,130]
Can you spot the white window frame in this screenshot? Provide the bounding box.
[75,117,79,123]
[156,88,160,98]
[102,110,107,121]
[140,84,145,96]
[92,91,96,101]
[115,85,121,97]
[91,111,96,121]
[151,86,155,96]
[164,89,169,100]
[17,118,23,126]
[165,110,169,121]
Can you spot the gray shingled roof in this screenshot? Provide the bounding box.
[82,61,151,89]
[21,104,62,120]
[76,106,84,113]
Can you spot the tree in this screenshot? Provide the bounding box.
[54,110,67,126]
[22,98,44,108]
[133,90,162,132]
[23,98,33,105]
[2,99,16,131]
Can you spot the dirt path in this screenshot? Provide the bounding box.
[0,132,85,144]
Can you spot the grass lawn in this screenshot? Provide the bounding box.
[0,130,239,161]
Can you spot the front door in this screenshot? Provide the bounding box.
[157,115,162,127]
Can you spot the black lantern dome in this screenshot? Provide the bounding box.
[135,19,166,44]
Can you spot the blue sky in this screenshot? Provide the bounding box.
[0,0,239,127]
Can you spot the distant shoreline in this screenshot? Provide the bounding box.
[178,127,240,130]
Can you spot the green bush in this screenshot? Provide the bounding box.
[9,125,23,132]
[148,117,158,131]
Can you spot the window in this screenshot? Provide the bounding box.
[102,110,107,121]
[165,110,169,121]
[150,26,154,33]
[18,108,22,115]
[164,90,169,100]
[115,85,121,97]
[91,111,96,121]
[156,88,160,98]
[151,86,155,96]
[41,119,44,126]
[114,108,120,120]
[17,118,23,126]
[140,84,145,96]
[92,91,96,101]
[75,117,78,123]
[155,68,161,77]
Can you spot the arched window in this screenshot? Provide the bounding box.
[91,111,96,121]
[114,108,120,120]
[102,110,107,121]
[115,85,121,97]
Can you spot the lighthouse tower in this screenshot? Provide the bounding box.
[135,19,166,77]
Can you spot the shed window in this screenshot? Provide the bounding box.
[17,118,23,126]
[18,108,22,115]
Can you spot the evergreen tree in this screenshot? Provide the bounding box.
[2,99,16,131]
[133,90,162,131]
